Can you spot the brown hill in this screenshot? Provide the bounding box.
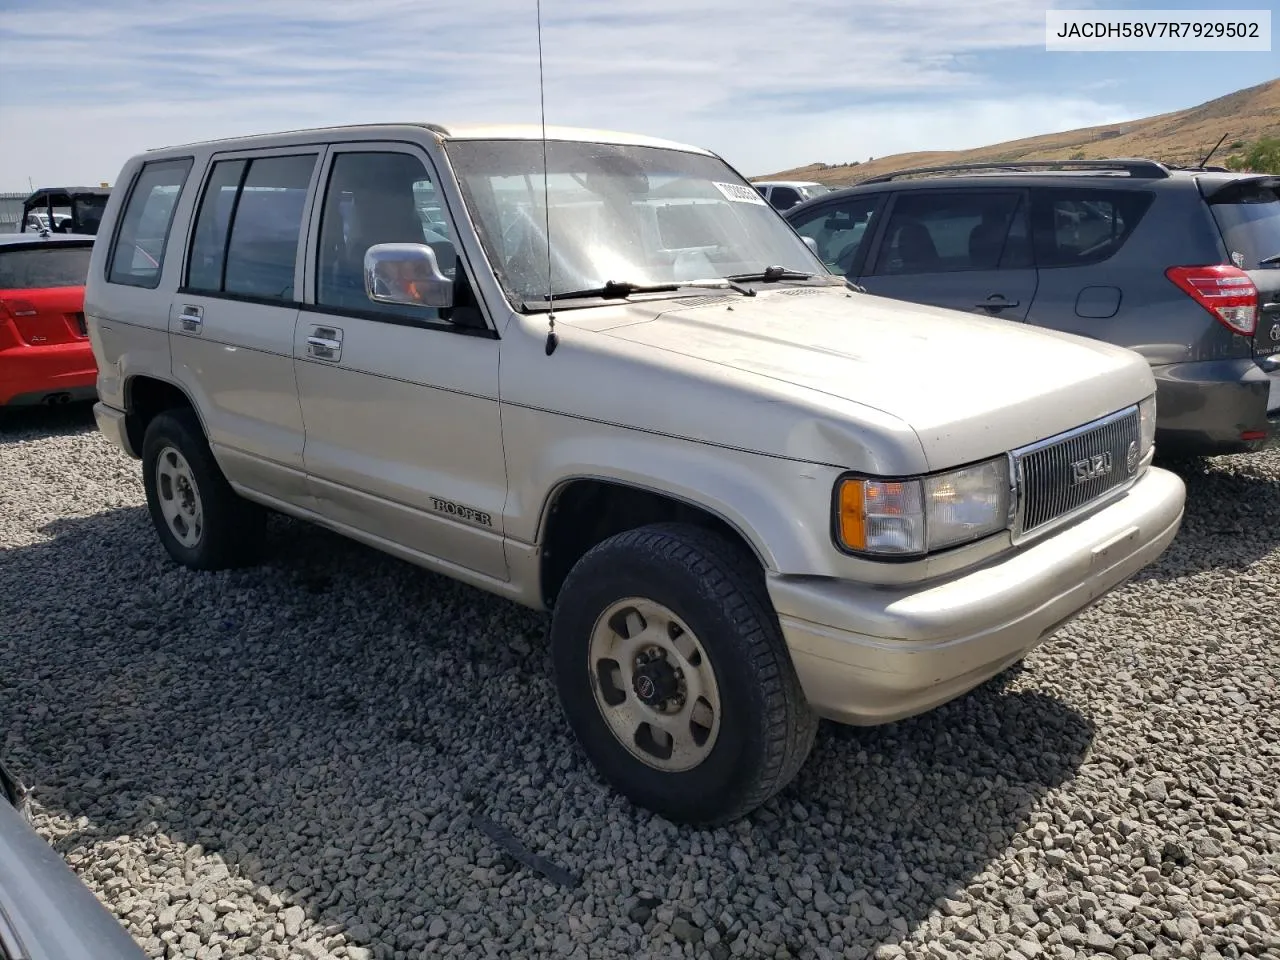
[758,78,1280,186]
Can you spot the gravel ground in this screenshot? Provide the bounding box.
[1,403,1278,960]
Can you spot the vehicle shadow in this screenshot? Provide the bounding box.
[1134,453,1280,583]
[0,401,98,445]
[2,506,1093,957]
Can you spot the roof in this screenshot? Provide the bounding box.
[24,186,111,202]
[751,180,824,188]
[0,232,95,248]
[149,122,714,157]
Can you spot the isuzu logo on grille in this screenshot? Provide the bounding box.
[1071,452,1112,485]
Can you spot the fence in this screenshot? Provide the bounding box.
[0,193,26,233]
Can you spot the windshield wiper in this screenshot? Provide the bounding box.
[732,265,863,292]
[728,265,845,285]
[528,277,756,307]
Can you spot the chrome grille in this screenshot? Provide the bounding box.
[1014,406,1141,537]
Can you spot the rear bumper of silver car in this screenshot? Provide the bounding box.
[93,401,137,459]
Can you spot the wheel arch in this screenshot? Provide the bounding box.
[536,475,775,609]
[124,374,203,455]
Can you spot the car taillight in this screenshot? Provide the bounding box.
[0,298,39,318]
[1165,265,1258,336]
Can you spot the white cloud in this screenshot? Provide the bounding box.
[0,0,1128,188]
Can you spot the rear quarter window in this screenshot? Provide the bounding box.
[1207,181,1280,269]
[0,245,93,289]
[107,157,194,288]
[1029,188,1154,268]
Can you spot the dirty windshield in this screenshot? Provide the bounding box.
[445,139,830,308]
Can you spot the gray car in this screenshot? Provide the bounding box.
[784,159,1280,456]
[0,759,147,960]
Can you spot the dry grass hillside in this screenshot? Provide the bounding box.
[758,78,1280,186]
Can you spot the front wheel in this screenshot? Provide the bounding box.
[550,522,818,825]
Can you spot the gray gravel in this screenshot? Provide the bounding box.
[2,403,1279,960]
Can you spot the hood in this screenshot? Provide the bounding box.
[586,287,1154,470]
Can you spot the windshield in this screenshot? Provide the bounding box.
[0,245,93,289]
[445,140,827,307]
[1208,180,1280,269]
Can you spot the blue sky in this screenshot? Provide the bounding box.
[0,0,1275,191]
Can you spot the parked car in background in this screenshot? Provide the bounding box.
[87,123,1182,824]
[24,212,73,233]
[784,159,1280,456]
[0,232,97,407]
[0,759,149,959]
[751,180,830,211]
[20,187,111,237]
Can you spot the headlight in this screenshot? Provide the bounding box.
[1139,394,1157,461]
[835,457,1011,557]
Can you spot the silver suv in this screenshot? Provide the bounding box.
[85,123,1185,824]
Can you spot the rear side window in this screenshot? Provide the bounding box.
[868,191,1027,275]
[790,195,882,274]
[187,159,246,292]
[1030,189,1154,268]
[107,158,193,288]
[186,153,317,302]
[1207,181,1280,269]
[770,186,802,210]
[0,246,93,289]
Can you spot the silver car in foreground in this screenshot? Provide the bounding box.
[86,122,1185,824]
[0,760,147,959]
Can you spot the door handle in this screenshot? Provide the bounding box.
[975,297,1020,311]
[306,326,343,361]
[178,304,203,332]
[306,336,342,359]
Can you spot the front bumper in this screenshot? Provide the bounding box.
[768,466,1185,726]
[1152,358,1280,456]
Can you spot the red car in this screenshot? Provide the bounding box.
[0,232,97,407]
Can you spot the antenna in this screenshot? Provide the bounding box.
[536,0,558,356]
[1198,132,1229,169]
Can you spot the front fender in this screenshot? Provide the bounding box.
[502,404,846,577]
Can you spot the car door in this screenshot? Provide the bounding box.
[1021,186,1159,344]
[293,142,507,581]
[854,189,1038,321]
[788,193,886,277]
[170,147,323,508]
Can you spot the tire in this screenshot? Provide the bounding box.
[550,522,818,825]
[141,408,265,570]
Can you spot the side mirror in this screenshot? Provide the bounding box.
[364,242,454,309]
[801,236,819,255]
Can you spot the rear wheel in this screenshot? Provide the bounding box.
[141,409,264,570]
[550,522,818,825]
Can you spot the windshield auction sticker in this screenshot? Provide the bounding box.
[714,182,769,205]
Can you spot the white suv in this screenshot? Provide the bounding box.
[85,123,1185,824]
[751,180,831,210]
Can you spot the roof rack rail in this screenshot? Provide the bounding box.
[856,158,1171,185]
